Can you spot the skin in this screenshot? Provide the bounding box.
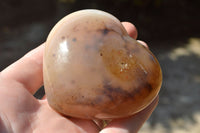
[0,22,158,133]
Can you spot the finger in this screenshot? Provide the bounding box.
[122,22,138,39]
[1,44,44,94]
[137,40,149,49]
[69,117,101,132]
[100,96,159,133]
[122,22,149,49]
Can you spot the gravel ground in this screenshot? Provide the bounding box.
[140,38,200,133]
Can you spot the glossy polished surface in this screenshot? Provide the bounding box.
[43,9,162,119]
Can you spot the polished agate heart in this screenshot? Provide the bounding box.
[43,9,162,120]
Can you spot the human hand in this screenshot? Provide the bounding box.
[0,22,158,133]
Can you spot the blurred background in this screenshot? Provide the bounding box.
[0,0,200,132]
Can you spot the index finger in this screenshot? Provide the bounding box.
[122,22,138,39]
[1,44,44,94]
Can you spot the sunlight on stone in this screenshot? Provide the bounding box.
[194,75,200,83]
[140,112,200,133]
[140,122,167,133]
[187,38,200,56]
[169,38,200,60]
[170,112,200,133]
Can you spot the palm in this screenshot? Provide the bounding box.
[0,77,99,133]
